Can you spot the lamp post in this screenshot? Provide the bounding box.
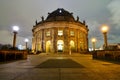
[91,38,97,51]
[12,26,19,48]
[101,25,109,49]
[24,38,29,50]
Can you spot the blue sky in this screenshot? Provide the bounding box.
[0,0,120,48]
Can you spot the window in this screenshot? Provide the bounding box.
[57,40,64,52]
[70,31,74,36]
[79,32,83,38]
[46,31,50,36]
[58,30,63,36]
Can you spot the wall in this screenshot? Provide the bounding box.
[92,50,120,61]
[0,50,27,61]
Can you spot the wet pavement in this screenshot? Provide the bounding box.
[0,53,120,80]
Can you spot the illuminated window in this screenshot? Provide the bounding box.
[70,31,74,36]
[46,31,50,36]
[70,40,75,51]
[58,30,63,36]
[57,40,64,52]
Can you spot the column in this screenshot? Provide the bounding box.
[64,27,69,53]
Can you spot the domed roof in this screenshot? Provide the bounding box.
[45,8,75,21]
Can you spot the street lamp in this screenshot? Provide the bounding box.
[12,26,19,48]
[101,25,109,49]
[24,38,29,50]
[91,38,97,51]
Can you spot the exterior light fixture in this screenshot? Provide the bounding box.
[12,26,19,48]
[101,25,109,49]
[24,38,29,50]
[91,38,97,51]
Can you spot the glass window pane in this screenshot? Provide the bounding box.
[46,31,50,36]
[70,31,74,36]
[58,30,63,36]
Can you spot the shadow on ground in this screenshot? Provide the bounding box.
[36,59,85,68]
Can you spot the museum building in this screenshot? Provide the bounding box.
[32,8,89,53]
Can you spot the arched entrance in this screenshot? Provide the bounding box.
[46,40,51,53]
[70,40,75,52]
[57,40,64,52]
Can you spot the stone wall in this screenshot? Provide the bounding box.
[0,50,27,61]
[92,50,120,61]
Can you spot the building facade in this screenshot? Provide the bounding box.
[32,8,89,53]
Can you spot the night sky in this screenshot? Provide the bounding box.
[0,0,120,49]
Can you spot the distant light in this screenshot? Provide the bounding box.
[59,10,62,13]
[91,38,97,43]
[18,45,26,50]
[24,38,29,42]
[18,45,24,50]
[89,48,93,51]
[13,26,19,32]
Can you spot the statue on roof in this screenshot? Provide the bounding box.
[35,20,37,25]
[83,20,86,25]
[77,16,79,21]
[41,16,44,21]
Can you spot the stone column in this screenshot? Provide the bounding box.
[76,29,79,52]
[86,33,89,51]
[103,32,108,49]
[13,32,17,48]
[78,30,81,52]
[35,32,39,51]
[64,27,69,53]
[51,27,57,53]
[41,29,45,52]
[32,37,35,52]
[54,28,57,53]
[34,35,37,53]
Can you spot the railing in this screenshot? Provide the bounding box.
[0,50,27,61]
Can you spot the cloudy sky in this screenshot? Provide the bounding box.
[0,0,120,48]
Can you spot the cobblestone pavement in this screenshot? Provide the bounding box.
[0,53,120,80]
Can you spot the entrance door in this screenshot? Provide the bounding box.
[57,40,64,52]
[46,40,51,53]
[70,40,75,52]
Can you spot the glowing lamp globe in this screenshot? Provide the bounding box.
[25,38,29,42]
[91,38,96,43]
[13,26,19,32]
[101,25,109,33]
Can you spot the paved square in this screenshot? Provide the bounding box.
[0,53,120,80]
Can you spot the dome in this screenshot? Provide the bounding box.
[45,8,75,21]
